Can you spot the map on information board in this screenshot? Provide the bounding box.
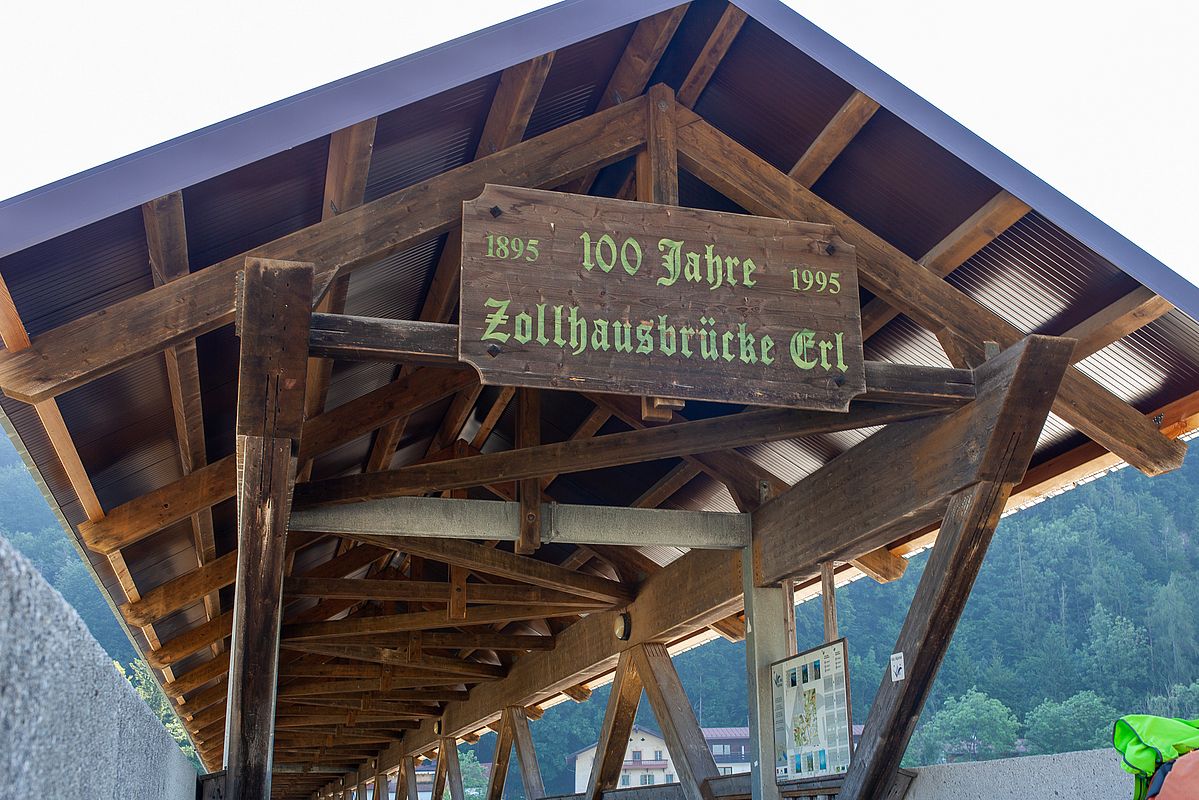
[771,638,853,781]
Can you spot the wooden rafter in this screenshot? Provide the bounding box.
[301,116,378,478]
[1063,285,1173,361]
[788,91,880,188]
[365,52,555,472]
[565,4,689,194]
[142,191,223,632]
[0,95,650,406]
[673,107,1185,475]
[861,189,1032,339]
[676,4,747,108]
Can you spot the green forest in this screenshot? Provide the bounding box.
[3,431,1198,791]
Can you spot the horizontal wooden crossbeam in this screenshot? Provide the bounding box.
[295,401,948,505]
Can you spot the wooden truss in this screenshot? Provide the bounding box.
[1,14,1191,798]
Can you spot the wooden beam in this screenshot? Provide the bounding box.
[752,335,1075,586]
[471,387,515,450]
[1062,285,1173,361]
[365,52,555,472]
[788,91,880,188]
[676,5,747,108]
[337,536,632,604]
[0,95,649,405]
[485,706,516,800]
[282,603,585,642]
[633,643,719,800]
[296,402,944,504]
[565,5,688,193]
[585,649,643,800]
[637,83,686,421]
[849,547,907,584]
[517,389,542,554]
[839,479,1011,800]
[860,190,1031,338]
[284,576,603,609]
[673,110,1186,476]
[819,562,838,641]
[142,190,222,628]
[79,367,473,555]
[507,705,545,800]
[307,315,459,364]
[223,258,313,800]
[302,116,378,480]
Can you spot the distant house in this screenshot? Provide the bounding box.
[570,724,751,792]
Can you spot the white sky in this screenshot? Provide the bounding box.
[1,1,1195,280]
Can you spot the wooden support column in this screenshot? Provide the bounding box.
[585,649,643,800]
[433,738,465,800]
[839,481,1012,800]
[634,643,720,800]
[819,562,838,641]
[402,757,419,800]
[223,258,314,800]
[742,554,788,800]
[838,338,1075,800]
[508,705,546,800]
[484,705,516,800]
[637,83,684,421]
[517,389,542,554]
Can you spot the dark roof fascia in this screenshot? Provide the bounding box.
[734,0,1199,320]
[0,0,679,259]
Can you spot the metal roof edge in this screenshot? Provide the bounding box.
[734,0,1199,321]
[0,0,679,259]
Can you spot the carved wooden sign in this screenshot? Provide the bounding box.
[460,185,864,411]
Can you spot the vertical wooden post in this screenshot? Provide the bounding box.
[586,649,643,800]
[443,738,465,800]
[782,578,798,657]
[637,83,685,422]
[223,258,313,800]
[485,708,516,800]
[819,562,839,641]
[516,388,541,554]
[742,554,787,800]
[508,706,546,799]
[402,756,420,800]
[634,643,720,800]
[431,747,449,800]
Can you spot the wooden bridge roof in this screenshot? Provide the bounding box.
[0,1,1196,797]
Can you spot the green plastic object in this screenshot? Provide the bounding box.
[1112,714,1199,800]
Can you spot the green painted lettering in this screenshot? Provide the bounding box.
[737,324,757,364]
[742,258,757,288]
[790,329,817,369]
[657,239,682,287]
[481,298,511,342]
[658,315,676,356]
[569,307,587,355]
[636,322,654,354]
[591,318,611,351]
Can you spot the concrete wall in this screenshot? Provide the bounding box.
[906,748,1130,800]
[0,534,198,799]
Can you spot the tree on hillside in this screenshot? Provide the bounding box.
[1082,605,1149,713]
[114,659,200,770]
[1024,691,1117,755]
[455,749,488,798]
[910,688,1019,764]
[1148,680,1199,719]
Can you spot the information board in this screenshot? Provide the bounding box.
[771,638,853,782]
[459,184,864,411]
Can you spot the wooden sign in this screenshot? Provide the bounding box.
[459,185,864,411]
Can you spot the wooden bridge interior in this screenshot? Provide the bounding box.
[0,2,1197,799]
